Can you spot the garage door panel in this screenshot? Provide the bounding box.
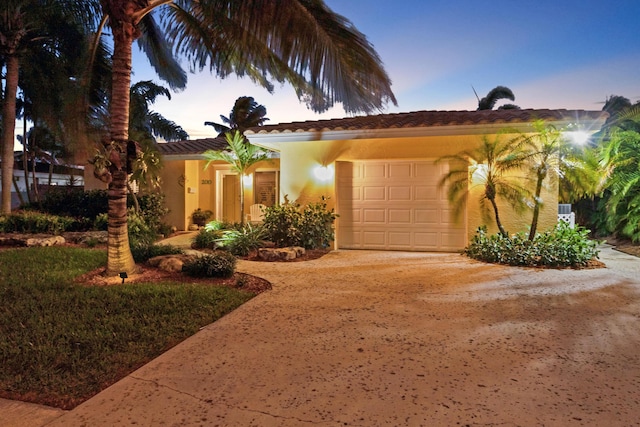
[415,162,440,178]
[363,209,386,223]
[389,209,411,224]
[388,232,412,246]
[415,208,439,224]
[363,163,386,178]
[389,163,413,178]
[415,185,438,201]
[363,231,386,246]
[337,160,466,252]
[363,186,386,201]
[389,186,411,201]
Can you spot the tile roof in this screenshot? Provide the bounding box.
[157,137,227,156]
[158,109,608,156]
[247,109,607,134]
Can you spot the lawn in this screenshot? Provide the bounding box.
[0,246,255,409]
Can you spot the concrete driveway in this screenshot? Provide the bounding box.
[4,245,640,426]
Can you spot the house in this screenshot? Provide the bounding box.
[157,138,279,230]
[3,151,84,210]
[161,109,607,251]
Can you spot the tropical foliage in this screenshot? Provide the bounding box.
[92,0,396,276]
[475,85,519,110]
[203,131,270,224]
[204,96,269,137]
[465,222,599,267]
[437,133,530,236]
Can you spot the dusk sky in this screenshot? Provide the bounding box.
[132,0,640,140]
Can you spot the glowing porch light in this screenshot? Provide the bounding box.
[566,130,590,145]
[313,164,334,182]
[242,173,253,186]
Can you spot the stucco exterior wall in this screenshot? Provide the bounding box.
[277,133,559,242]
[160,158,279,230]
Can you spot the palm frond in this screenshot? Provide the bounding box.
[136,12,187,90]
[162,0,396,114]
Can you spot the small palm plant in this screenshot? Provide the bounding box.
[438,133,530,237]
[203,131,270,224]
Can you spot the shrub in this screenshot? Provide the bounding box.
[262,202,303,247]
[217,224,266,256]
[299,199,337,249]
[135,193,170,233]
[262,198,337,249]
[192,228,222,250]
[464,222,599,267]
[130,243,184,263]
[24,188,108,221]
[127,210,158,246]
[0,211,77,234]
[182,251,237,278]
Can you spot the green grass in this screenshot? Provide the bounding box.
[0,247,254,409]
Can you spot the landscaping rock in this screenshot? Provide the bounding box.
[0,234,66,247]
[148,254,200,273]
[25,235,66,247]
[257,247,306,261]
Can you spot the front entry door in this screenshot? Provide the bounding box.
[222,174,240,223]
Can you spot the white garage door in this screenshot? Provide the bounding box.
[336,160,466,252]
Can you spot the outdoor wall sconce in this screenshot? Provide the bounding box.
[313,164,334,182]
[242,174,253,186]
[119,272,128,284]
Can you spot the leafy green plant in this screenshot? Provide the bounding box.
[127,210,158,246]
[192,228,222,249]
[191,208,213,226]
[262,201,303,247]
[299,198,337,249]
[182,251,237,278]
[0,211,77,234]
[135,193,170,232]
[130,243,184,263]
[262,198,337,249]
[217,223,266,256]
[464,222,599,267]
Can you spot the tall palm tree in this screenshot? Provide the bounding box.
[516,121,572,240]
[128,80,188,212]
[204,130,269,224]
[475,85,517,110]
[438,133,530,237]
[93,0,396,275]
[204,96,269,137]
[129,80,189,143]
[0,1,97,213]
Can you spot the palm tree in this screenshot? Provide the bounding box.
[129,80,189,143]
[93,0,396,275]
[203,131,269,225]
[0,1,97,213]
[128,80,188,212]
[205,96,269,137]
[475,85,517,110]
[516,121,573,240]
[438,133,530,237]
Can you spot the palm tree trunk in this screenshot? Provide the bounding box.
[1,55,19,213]
[528,171,546,241]
[12,175,24,206]
[489,196,508,237]
[106,22,137,276]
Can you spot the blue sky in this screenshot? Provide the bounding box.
[132,0,640,140]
